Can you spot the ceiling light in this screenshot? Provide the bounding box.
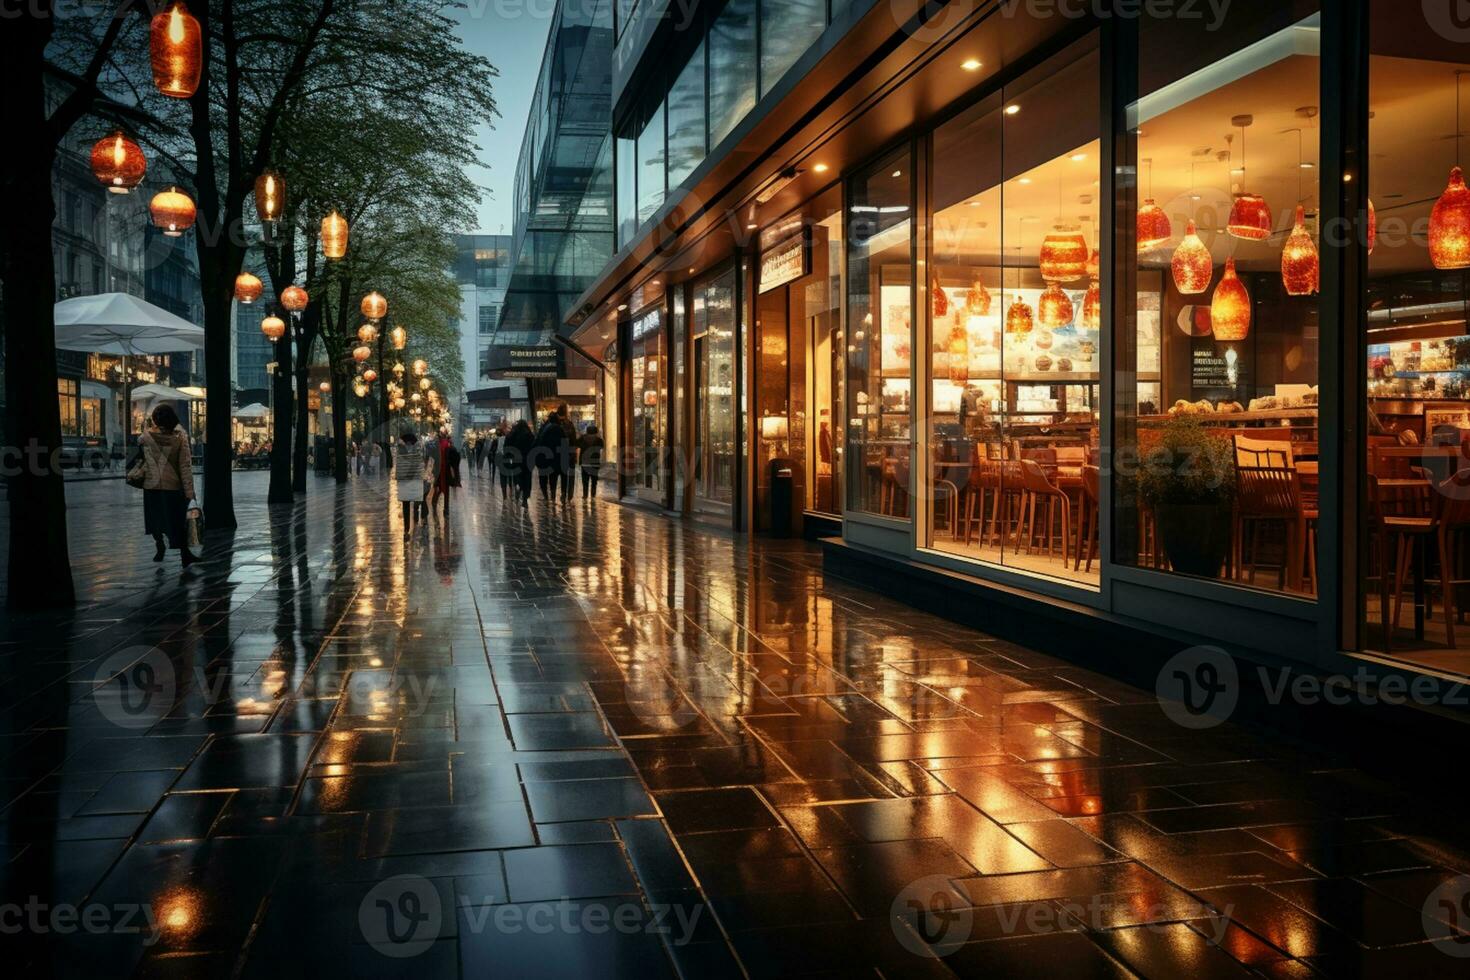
[1005,104,1020,115]
[1018,178,1032,185]
[617,304,628,311]
[892,170,902,178]
[961,58,982,71]
[813,163,829,173]
[1071,153,1087,162]
[1300,162,1315,169]
[747,223,757,229]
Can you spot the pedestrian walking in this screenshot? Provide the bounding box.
[533,410,565,503]
[556,404,577,502]
[493,423,514,499]
[135,404,200,568]
[431,426,459,520]
[394,429,425,537]
[506,418,536,507]
[475,433,488,476]
[422,444,437,520]
[577,423,606,500]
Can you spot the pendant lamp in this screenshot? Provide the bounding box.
[1431,167,1470,270]
[261,315,285,341]
[1081,279,1102,330]
[932,278,949,318]
[965,278,992,316]
[1281,205,1320,296]
[1210,257,1251,341]
[1227,117,1273,240]
[946,322,969,384]
[1038,283,1074,329]
[1367,199,1377,256]
[234,272,263,304]
[150,2,201,99]
[1171,220,1213,295]
[90,132,146,194]
[1005,299,1034,336]
[1040,225,1088,282]
[281,285,308,312]
[1136,159,1172,251]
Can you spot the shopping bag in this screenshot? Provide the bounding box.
[186,505,204,549]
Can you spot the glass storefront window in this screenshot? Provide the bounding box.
[1117,3,1321,597]
[617,135,636,247]
[667,41,706,188]
[759,0,824,98]
[809,210,843,515]
[693,271,737,510]
[847,146,913,518]
[925,42,1101,587]
[708,0,756,148]
[637,103,666,224]
[601,341,619,471]
[630,307,666,497]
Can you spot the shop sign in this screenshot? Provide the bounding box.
[631,308,661,340]
[503,346,559,379]
[1191,347,1233,390]
[759,228,810,294]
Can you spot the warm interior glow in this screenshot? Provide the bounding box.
[1210,257,1252,340]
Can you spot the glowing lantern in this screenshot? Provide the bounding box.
[363,368,378,383]
[1210,257,1251,341]
[261,315,286,341]
[412,359,428,377]
[281,285,308,312]
[946,322,969,384]
[1037,283,1074,329]
[964,278,991,316]
[322,210,348,259]
[234,272,263,304]
[1430,166,1470,270]
[90,132,146,194]
[1039,226,1088,282]
[353,381,368,398]
[1081,279,1102,330]
[1005,299,1034,336]
[1367,199,1377,256]
[357,322,378,344]
[1137,200,1172,251]
[319,381,331,393]
[1227,193,1273,241]
[1281,205,1320,296]
[932,279,949,318]
[412,392,422,403]
[419,376,432,391]
[392,361,405,376]
[1170,221,1213,295]
[361,291,387,319]
[149,186,196,237]
[150,3,202,99]
[390,325,407,350]
[353,345,371,363]
[254,171,285,224]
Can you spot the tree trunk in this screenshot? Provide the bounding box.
[294,367,311,492]
[1,143,76,610]
[200,273,237,528]
[267,326,293,503]
[332,370,348,484]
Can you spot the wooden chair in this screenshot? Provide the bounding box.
[1075,464,1100,573]
[1018,459,1072,561]
[1380,468,1470,648]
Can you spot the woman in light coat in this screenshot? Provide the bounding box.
[394,429,425,536]
[139,404,199,567]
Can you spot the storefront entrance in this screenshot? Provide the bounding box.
[691,271,737,516]
[628,305,666,505]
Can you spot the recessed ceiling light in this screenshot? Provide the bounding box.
[961,58,982,72]
[1300,162,1315,169]
[814,163,829,173]
[747,222,757,229]
[892,170,903,178]
[1005,104,1020,115]
[1018,177,1032,185]
[617,304,628,311]
[1071,153,1087,162]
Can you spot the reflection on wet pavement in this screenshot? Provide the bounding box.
[3,473,1470,977]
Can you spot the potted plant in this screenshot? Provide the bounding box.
[1136,417,1236,577]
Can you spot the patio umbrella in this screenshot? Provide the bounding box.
[233,403,269,419]
[131,383,201,404]
[54,292,205,442]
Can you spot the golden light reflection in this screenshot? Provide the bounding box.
[153,886,203,941]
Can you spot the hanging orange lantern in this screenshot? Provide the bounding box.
[1037,283,1075,329]
[353,345,372,363]
[1227,193,1273,241]
[1281,205,1320,296]
[1367,199,1377,256]
[149,186,196,237]
[361,291,387,319]
[363,368,378,383]
[1081,279,1102,330]
[90,131,146,194]
[945,322,969,385]
[357,322,378,344]
[234,272,263,304]
[1430,166,1470,270]
[1039,225,1088,282]
[419,376,432,391]
[1171,220,1213,295]
[254,171,285,224]
[964,278,991,316]
[353,380,368,399]
[412,359,428,377]
[319,381,332,393]
[1137,200,1172,251]
[281,284,308,312]
[1210,257,1251,341]
[322,210,348,259]
[390,325,407,350]
[150,2,202,99]
[392,361,405,376]
[931,278,949,318]
[1005,299,1034,336]
[261,315,286,341]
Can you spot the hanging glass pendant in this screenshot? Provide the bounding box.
[946,322,969,384]
[1086,248,1100,279]
[1137,199,1172,251]
[1037,283,1074,329]
[90,132,146,194]
[1281,205,1320,296]
[1171,221,1213,295]
[1210,257,1251,341]
[1081,278,1102,330]
[964,278,992,316]
[1367,199,1377,256]
[932,278,949,318]
[1431,166,1470,270]
[1227,193,1273,240]
[1039,225,1088,282]
[1005,299,1034,336]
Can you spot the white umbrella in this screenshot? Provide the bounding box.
[130,383,200,403]
[233,403,269,419]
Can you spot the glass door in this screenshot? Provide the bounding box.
[693,271,737,512]
[630,306,666,501]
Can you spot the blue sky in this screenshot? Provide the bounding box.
[449,2,555,235]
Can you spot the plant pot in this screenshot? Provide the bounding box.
[1153,502,1231,578]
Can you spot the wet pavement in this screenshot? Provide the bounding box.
[4,472,1470,977]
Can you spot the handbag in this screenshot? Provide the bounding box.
[186,504,204,549]
[125,449,146,489]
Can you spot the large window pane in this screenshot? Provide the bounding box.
[630,307,666,496]
[667,42,706,188]
[637,103,666,224]
[616,135,636,247]
[760,0,824,98]
[847,146,913,517]
[708,0,756,147]
[1117,4,1321,596]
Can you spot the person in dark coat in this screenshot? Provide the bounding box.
[555,404,577,501]
[533,411,566,503]
[505,419,536,507]
[576,423,606,500]
[137,404,199,567]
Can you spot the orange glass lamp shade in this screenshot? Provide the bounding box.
[363,368,378,383]
[1086,248,1101,279]
[390,325,407,350]
[150,3,202,99]
[1281,205,1320,296]
[946,323,969,384]
[1367,199,1377,255]
[392,361,405,376]
[260,315,286,341]
[234,272,263,304]
[1430,167,1470,270]
[1227,193,1273,241]
[280,284,309,312]
[322,210,349,259]
[1170,221,1213,295]
[254,171,285,224]
[1005,299,1035,336]
[1137,199,1172,251]
[412,359,428,377]
[149,186,196,237]
[1081,278,1102,330]
[353,381,369,399]
[90,132,146,194]
[1037,283,1075,329]
[361,291,388,319]
[931,279,949,318]
[319,381,331,393]
[357,322,378,344]
[419,376,432,391]
[353,344,372,363]
[1039,226,1088,282]
[1210,257,1252,341]
[964,278,992,316]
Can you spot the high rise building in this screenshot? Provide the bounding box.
[453,234,513,431]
